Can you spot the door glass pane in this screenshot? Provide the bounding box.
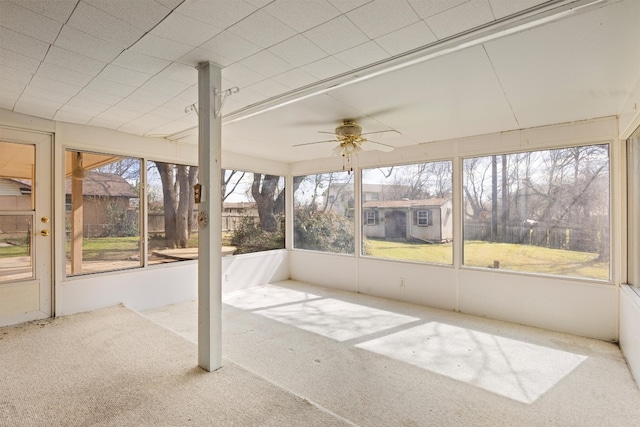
[0,141,35,210]
[0,216,34,282]
[0,141,35,282]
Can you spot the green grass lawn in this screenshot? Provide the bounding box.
[366,239,609,280]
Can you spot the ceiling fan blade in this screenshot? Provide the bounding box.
[317,131,336,135]
[360,129,399,138]
[366,140,395,152]
[293,139,336,147]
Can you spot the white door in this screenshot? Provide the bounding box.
[0,128,52,327]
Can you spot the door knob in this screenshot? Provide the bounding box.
[40,229,50,236]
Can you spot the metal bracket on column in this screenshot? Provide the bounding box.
[214,87,240,118]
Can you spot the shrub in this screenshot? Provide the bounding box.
[294,206,354,254]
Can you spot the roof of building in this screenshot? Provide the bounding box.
[363,198,450,209]
[65,172,138,198]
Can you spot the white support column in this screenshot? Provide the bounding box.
[197,61,222,372]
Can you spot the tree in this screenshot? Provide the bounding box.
[155,162,197,249]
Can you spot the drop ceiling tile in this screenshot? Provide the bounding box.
[334,41,389,69]
[128,88,175,106]
[228,10,296,49]
[271,68,318,90]
[85,0,171,31]
[161,95,197,113]
[112,50,171,74]
[64,96,111,114]
[177,47,235,68]
[375,21,437,55]
[0,48,40,73]
[328,0,372,13]
[199,31,262,63]
[0,78,25,94]
[132,113,168,129]
[247,79,291,98]
[11,0,76,22]
[30,75,83,96]
[304,16,369,55]
[264,0,341,33]
[56,103,100,118]
[156,0,183,8]
[98,64,152,87]
[489,0,547,19]
[22,85,72,104]
[140,75,191,97]
[174,84,198,102]
[156,62,198,86]
[150,106,188,121]
[176,0,256,28]
[118,120,155,134]
[269,35,328,67]
[36,62,95,86]
[55,26,123,62]
[407,0,468,19]
[0,1,63,43]
[147,120,193,135]
[88,113,133,129]
[245,0,276,8]
[116,98,157,114]
[229,86,264,106]
[130,34,193,61]
[347,0,420,39]
[151,12,223,47]
[66,2,144,47]
[0,91,19,110]
[240,50,293,79]
[14,95,62,119]
[0,64,33,85]
[101,105,143,121]
[301,56,351,80]
[85,77,138,97]
[0,27,49,60]
[75,88,123,105]
[53,108,94,124]
[222,62,265,87]
[44,46,107,76]
[425,0,495,40]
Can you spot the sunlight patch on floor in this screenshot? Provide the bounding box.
[223,284,323,310]
[355,322,587,403]
[253,298,419,342]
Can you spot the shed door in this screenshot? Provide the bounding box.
[0,129,52,327]
[385,211,406,239]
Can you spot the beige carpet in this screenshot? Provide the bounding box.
[146,280,640,427]
[0,305,351,426]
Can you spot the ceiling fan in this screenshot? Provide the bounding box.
[293,119,398,172]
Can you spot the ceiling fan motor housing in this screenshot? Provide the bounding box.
[336,120,362,138]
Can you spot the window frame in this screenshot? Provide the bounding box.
[460,142,612,282]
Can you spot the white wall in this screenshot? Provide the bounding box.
[620,286,640,386]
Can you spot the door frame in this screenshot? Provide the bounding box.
[0,127,53,327]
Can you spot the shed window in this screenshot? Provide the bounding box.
[417,210,432,226]
[365,210,377,225]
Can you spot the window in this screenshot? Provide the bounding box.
[294,172,354,254]
[361,161,453,264]
[462,144,610,280]
[416,210,431,226]
[147,161,199,265]
[65,150,141,276]
[365,210,377,225]
[222,170,285,255]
